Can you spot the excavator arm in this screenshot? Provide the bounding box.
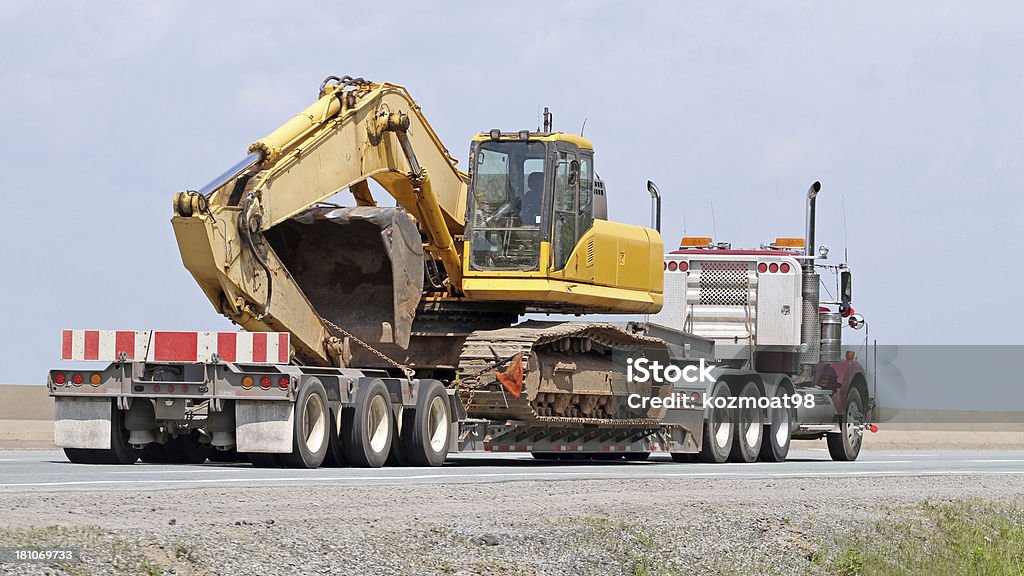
[172,77,468,367]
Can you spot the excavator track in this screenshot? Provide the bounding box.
[456,321,672,426]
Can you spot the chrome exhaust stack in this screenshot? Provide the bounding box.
[796,181,822,383]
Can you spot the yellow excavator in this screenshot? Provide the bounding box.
[171,75,667,429]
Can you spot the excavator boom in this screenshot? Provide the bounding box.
[172,78,468,366]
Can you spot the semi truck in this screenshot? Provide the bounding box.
[48,76,874,468]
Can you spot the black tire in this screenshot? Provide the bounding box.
[63,448,96,464]
[401,380,450,467]
[165,431,211,464]
[208,447,243,463]
[699,380,734,463]
[279,379,330,469]
[828,389,865,461]
[90,402,141,465]
[760,386,793,463]
[322,408,349,467]
[247,453,281,468]
[729,381,764,463]
[342,379,393,468]
[140,443,172,464]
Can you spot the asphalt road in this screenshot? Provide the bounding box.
[2,448,1023,492]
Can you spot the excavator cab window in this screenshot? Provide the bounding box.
[468,141,546,271]
[551,149,595,271]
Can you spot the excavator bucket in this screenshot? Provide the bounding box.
[264,206,424,350]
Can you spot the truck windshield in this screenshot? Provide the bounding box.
[468,141,546,272]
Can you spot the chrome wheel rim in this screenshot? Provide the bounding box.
[367,394,389,454]
[302,393,327,454]
[427,396,449,453]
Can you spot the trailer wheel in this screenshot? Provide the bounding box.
[322,408,348,467]
[699,380,734,463]
[729,381,764,463]
[247,453,280,468]
[828,388,864,461]
[165,431,211,465]
[140,443,172,464]
[63,448,96,464]
[279,379,330,469]
[402,380,450,467]
[342,379,393,468]
[760,387,793,462]
[88,402,140,465]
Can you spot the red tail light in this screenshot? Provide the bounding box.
[279,377,290,390]
[71,373,83,385]
[667,261,678,272]
[678,261,689,272]
[153,384,161,393]
[757,263,768,273]
[769,263,779,273]
[167,385,175,393]
[54,373,66,385]
[260,376,272,389]
[780,263,791,273]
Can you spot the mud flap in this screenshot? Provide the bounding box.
[264,206,424,349]
[235,401,293,453]
[54,397,112,449]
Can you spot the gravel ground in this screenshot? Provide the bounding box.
[0,475,1021,575]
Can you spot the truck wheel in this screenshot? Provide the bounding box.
[828,389,864,461]
[279,379,330,469]
[91,403,141,465]
[165,431,211,464]
[760,388,793,462]
[401,380,450,467]
[63,448,96,464]
[342,379,393,468]
[729,381,764,463]
[699,380,734,463]
[322,408,348,467]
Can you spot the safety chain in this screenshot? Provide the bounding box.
[320,317,415,379]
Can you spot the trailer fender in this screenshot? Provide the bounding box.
[54,397,112,450]
[235,400,293,453]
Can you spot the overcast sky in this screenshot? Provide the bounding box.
[1,2,1022,384]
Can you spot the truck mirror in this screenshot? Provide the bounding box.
[568,160,580,187]
[841,270,852,304]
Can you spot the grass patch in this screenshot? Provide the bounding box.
[831,499,1024,575]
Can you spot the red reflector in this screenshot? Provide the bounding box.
[780,262,791,273]
[678,261,689,272]
[167,384,175,393]
[260,376,272,389]
[54,373,66,385]
[769,263,779,273]
[757,263,768,273]
[279,377,290,390]
[153,384,161,393]
[667,261,678,272]
[182,385,189,393]
[663,261,667,270]
[71,373,83,385]
[690,391,701,405]
[869,424,879,433]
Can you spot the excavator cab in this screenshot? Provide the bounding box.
[462,131,661,314]
[466,132,595,274]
